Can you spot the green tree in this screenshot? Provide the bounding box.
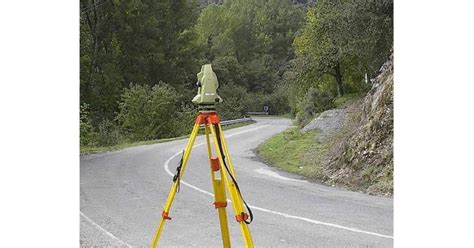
[80,0,201,125]
[195,0,304,93]
[80,0,122,122]
[294,0,393,97]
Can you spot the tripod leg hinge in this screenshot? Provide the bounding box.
[161,211,171,220]
[235,212,249,222]
[213,201,227,208]
[210,157,220,171]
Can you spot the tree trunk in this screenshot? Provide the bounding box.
[335,62,344,96]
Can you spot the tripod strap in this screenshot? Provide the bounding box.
[215,125,253,224]
[172,150,185,193]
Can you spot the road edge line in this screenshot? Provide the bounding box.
[80,211,133,247]
[163,124,394,240]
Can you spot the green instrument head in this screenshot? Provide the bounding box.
[192,64,223,107]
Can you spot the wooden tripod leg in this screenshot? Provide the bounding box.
[209,124,255,248]
[204,124,231,248]
[151,122,201,248]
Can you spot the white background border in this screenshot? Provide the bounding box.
[1,0,474,247]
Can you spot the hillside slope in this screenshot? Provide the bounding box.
[257,54,393,196]
[324,54,393,195]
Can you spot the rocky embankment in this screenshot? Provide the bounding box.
[303,54,393,196]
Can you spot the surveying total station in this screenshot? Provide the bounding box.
[151,64,255,248]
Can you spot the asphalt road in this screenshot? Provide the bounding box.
[80,117,393,247]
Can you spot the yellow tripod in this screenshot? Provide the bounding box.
[151,111,254,248]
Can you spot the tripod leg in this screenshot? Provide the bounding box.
[209,124,255,248]
[204,124,231,248]
[151,122,201,248]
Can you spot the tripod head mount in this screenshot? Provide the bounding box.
[192,64,223,111]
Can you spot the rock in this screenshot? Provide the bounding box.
[301,108,348,141]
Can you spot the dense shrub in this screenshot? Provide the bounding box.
[216,83,249,120]
[296,87,333,127]
[171,103,196,137]
[266,88,292,115]
[80,103,96,146]
[117,83,179,141]
[97,118,122,146]
[246,89,291,115]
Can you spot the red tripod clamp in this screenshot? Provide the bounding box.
[161,211,171,220]
[213,201,228,208]
[235,212,249,222]
[195,112,220,125]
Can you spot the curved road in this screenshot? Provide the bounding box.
[80,117,393,247]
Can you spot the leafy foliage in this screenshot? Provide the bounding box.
[80,0,200,124]
[295,87,333,127]
[80,0,393,147]
[286,0,393,123]
[216,83,249,120]
[97,118,122,146]
[80,103,97,146]
[117,83,180,141]
[195,0,304,92]
[294,0,392,96]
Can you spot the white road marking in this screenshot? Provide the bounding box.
[80,211,133,248]
[163,124,394,240]
[254,167,308,183]
[164,125,271,197]
[79,125,269,247]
